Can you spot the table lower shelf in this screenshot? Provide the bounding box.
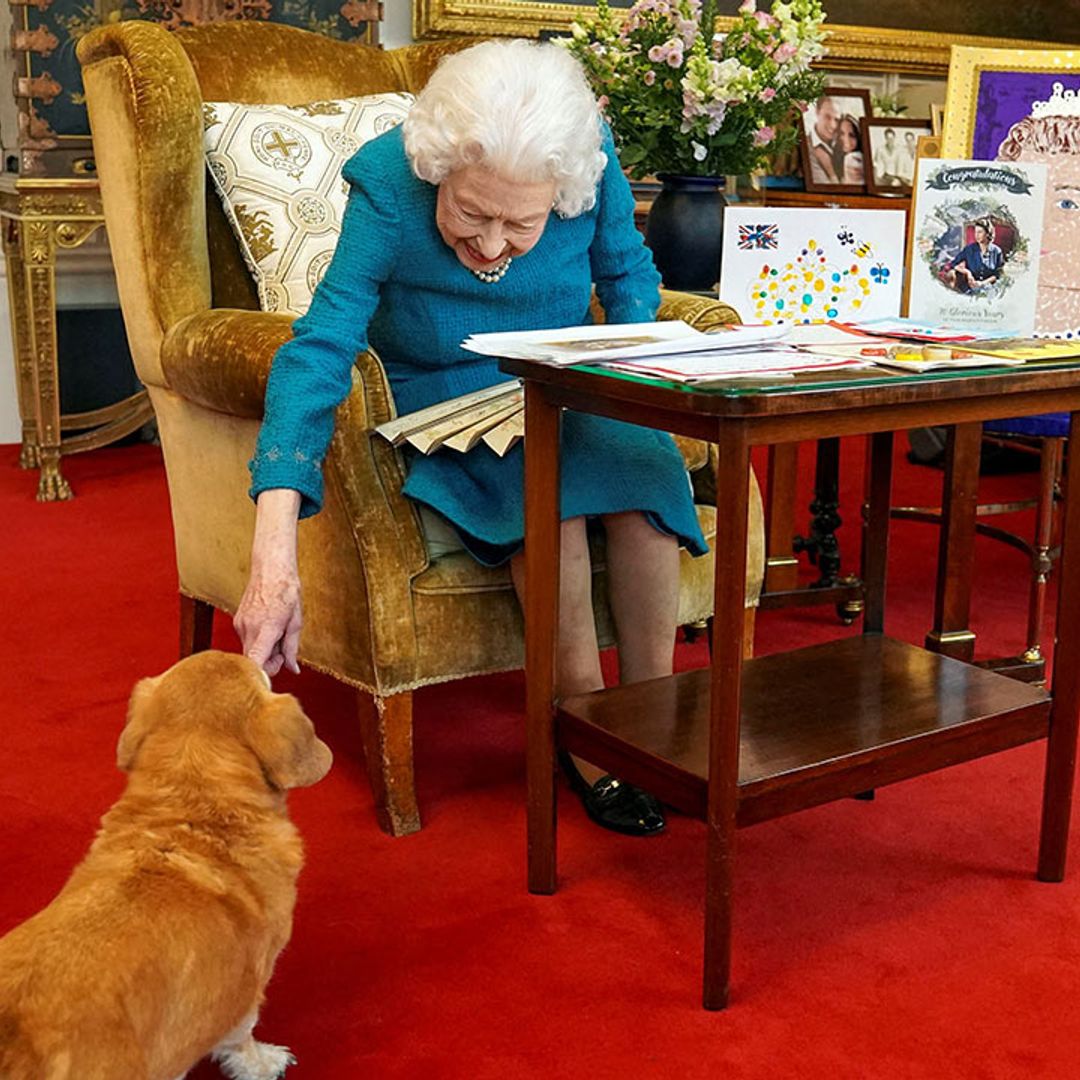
[557,635,1051,827]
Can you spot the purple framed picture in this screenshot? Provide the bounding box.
[971,72,1080,160]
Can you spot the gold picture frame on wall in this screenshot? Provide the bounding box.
[941,46,1080,338]
[413,1,1077,76]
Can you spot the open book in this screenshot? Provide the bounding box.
[373,381,524,456]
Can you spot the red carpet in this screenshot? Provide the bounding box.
[2,440,1078,1078]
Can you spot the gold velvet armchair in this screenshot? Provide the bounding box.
[76,20,765,837]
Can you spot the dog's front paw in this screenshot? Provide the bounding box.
[214,1040,297,1080]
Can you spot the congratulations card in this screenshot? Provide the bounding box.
[906,159,1047,335]
[719,207,906,325]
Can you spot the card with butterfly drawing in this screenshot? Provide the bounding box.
[718,207,906,326]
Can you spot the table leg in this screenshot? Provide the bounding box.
[1023,437,1063,666]
[20,220,70,501]
[862,432,894,635]
[524,383,561,896]
[925,422,980,660]
[792,436,842,587]
[764,443,799,592]
[704,421,751,1010]
[1037,410,1080,881]
[2,220,39,469]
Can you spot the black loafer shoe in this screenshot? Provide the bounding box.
[559,752,666,836]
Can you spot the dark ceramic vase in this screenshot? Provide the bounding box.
[643,174,727,293]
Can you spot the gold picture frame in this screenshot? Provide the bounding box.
[413,2,1073,76]
[942,46,1080,157]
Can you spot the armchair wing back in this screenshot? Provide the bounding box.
[77,20,765,837]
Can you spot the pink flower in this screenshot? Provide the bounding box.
[753,126,776,146]
[648,38,684,67]
[738,0,755,12]
[753,11,777,28]
[759,87,777,103]
[643,70,657,86]
[773,42,797,63]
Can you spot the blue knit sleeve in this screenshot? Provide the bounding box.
[588,127,662,323]
[249,146,401,518]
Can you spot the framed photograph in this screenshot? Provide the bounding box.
[906,158,1047,336]
[930,103,945,137]
[799,88,873,195]
[863,118,934,196]
[943,47,1080,337]
[413,2,1080,76]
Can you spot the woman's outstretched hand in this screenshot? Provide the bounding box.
[235,489,303,676]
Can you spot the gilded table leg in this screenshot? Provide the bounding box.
[2,220,39,468]
[21,219,70,501]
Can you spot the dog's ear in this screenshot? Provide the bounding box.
[248,694,332,791]
[117,676,159,772]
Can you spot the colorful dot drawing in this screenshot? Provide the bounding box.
[747,230,892,324]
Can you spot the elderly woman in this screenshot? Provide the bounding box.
[236,39,708,837]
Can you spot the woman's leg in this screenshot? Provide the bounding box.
[510,513,604,700]
[602,511,680,684]
[511,515,607,783]
[511,512,670,829]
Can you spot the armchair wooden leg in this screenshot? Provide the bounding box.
[179,594,214,657]
[357,690,421,837]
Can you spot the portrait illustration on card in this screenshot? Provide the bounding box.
[798,88,872,195]
[907,158,1047,336]
[943,47,1080,338]
[862,118,933,197]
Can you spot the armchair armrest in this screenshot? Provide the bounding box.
[161,310,429,653]
[162,309,295,418]
[657,288,741,330]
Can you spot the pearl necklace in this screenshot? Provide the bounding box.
[470,256,512,284]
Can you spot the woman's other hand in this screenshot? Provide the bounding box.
[235,489,303,676]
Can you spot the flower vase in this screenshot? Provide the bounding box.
[644,175,727,293]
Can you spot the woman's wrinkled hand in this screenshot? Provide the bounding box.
[235,488,304,676]
[235,560,302,676]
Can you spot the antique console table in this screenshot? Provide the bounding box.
[0,176,152,500]
[504,353,1080,1009]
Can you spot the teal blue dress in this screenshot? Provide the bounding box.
[250,125,708,566]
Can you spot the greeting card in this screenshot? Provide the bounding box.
[906,159,1047,336]
[718,207,906,325]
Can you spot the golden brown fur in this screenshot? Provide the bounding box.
[0,651,332,1080]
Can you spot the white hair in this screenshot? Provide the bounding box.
[403,39,606,219]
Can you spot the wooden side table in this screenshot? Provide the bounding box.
[0,176,153,500]
[504,354,1080,1009]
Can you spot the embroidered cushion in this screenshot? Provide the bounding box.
[203,92,414,317]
